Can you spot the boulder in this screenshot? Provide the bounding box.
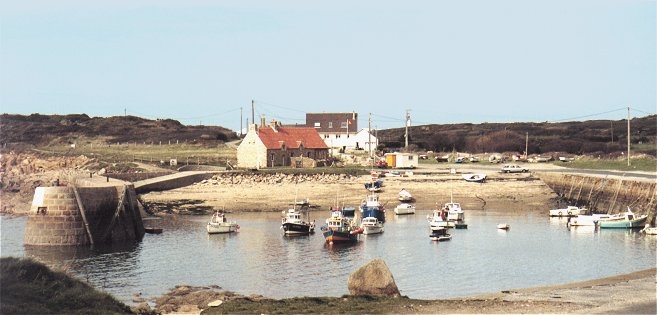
[347,259,400,297]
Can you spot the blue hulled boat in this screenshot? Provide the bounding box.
[359,194,386,223]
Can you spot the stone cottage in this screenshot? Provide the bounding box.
[237,120,330,169]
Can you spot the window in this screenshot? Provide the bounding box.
[341,122,348,128]
[328,122,333,128]
[314,122,321,128]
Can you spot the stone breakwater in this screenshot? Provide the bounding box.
[194,172,359,187]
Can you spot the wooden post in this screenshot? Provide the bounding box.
[73,186,95,245]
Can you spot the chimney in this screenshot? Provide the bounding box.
[270,119,278,132]
[260,115,266,129]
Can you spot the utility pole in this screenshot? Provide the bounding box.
[404,110,411,148]
[627,106,630,166]
[525,132,528,159]
[368,113,372,157]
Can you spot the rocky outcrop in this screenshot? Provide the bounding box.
[347,259,401,297]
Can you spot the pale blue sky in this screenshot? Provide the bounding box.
[1,0,655,131]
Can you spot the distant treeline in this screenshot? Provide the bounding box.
[377,115,657,156]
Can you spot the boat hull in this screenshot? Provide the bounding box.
[282,222,314,235]
[207,223,238,234]
[322,229,359,243]
[598,216,647,229]
[394,205,415,215]
[361,224,384,235]
[549,206,584,217]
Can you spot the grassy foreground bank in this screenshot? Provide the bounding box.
[0,257,134,315]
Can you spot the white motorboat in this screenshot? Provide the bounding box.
[360,216,384,235]
[398,188,413,202]
[207,211,239,234]
[427,207,455,229]
[567,213,616,227]
[394,203,416,215]
[444,202,465,221]
[549,206,586,217]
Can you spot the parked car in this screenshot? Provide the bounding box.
[501,164,529,173]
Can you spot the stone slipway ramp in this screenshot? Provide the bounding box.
[133,171,218,194]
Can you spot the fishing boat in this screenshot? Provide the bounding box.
[398,188,413,202]
[360,216,384,235]
[393,203,416,215]
[597,207,647,229]
[549,206,586,217]
[321,210,362,244]
[429,227,452,241]
[427,205,455,229]
[444,201,465,222]
[360,194,386,223]
[281,208,315,235]
[206,211,240,234]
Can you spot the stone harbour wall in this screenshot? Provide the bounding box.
[24,183,144,246]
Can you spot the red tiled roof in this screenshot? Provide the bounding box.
[258,126,329,149]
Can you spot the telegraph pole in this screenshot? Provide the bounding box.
[368,113,372,157]
[627,106,630,166]
[404,110,411,148]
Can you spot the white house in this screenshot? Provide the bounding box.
[305,112,378,155]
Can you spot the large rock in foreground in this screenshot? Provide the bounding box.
[347,259,401,297]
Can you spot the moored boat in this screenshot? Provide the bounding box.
[462,173,486,183]
[597,207,647,229]
[641,224,657,235]
[567,213,617,227]
[549,206,585,217]
[497,223,510,230]
[429,227,452,241]
[427,205,455,229]
[321,210,361,244]
[207,211,240,234]
[360,216,384,235]
[281,208,315,235]
[398,188,413,202]
[394,203,416,215]
[444,202,465,221]
[360,194,386,223]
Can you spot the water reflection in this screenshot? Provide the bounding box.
[2,209,656,305]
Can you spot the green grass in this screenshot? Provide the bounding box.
[554,157,657,172]
[34,143,238,168]
[29,144,657,173]
[0,257,134,315]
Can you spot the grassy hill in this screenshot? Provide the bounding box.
[376,115,657,156]
[0,113,238,147]
[1,113,655,158]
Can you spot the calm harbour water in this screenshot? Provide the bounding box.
[1,207,656,305]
